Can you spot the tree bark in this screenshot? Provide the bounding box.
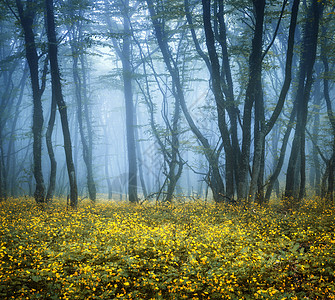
[0,135,5,200]
[309,77,321,194]
[250,0,299,202]
[2,62,29,198]
[122,0,138,203]
[238,0,265,201]
[69,26,96,201]
[81,54,96,202]
[45,81,57,202]
[103,125,113,199]
[135,43,183,202]
[16,0,46,203]
[165,87,183,203]
[106,0,138,203]
[321,24,335,202]
[146,0,226,203]
[202,0,234,199]
[185,0,239,198]
[285,0,323,200]
[45,0,78,208]
[133,109,148,199]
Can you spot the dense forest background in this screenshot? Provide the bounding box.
[0,0,334,207]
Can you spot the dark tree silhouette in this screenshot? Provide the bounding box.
[285,0,323,201]
[45,0,78,208]
[15,0,47,203]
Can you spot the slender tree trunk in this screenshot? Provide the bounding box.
[103,126,113,200]
[285,0,323,200]
[327,153,335,202]
[146,0,226,203]
[256,139,266,204]
[2,63,29,198]
[271,123,280,197]
[67,7,97,201]
[136,53,182,202]
[16,0,46,203]
[250,85,265,204]
[133,112,148,198]
[202,0,234,199]
[165,86,183,203]
[0,90,7,200]
[80,54,96,201]
[214,0,241,197]
[121,0,138,203]
[0,136,5,200]
[70,39,96,201]
[186,0,239,198]
[238,0,265,201]
[252,0,299,202]
[5,65,28,183]
[265,114,292,200]
[45,85,57,202]
[45,0,78,208]
[310,78,321,194]
[321,24,335,202]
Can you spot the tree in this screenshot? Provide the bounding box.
[320,21,335,202]
[66,0,97,202]
[248,0,300,203]
[134,38,184,202]
[1,0,333,204]
[146,0,228,203]
[45,0,78,208]
[15,0,48,203]
[45,61,57,202]
[105,0,138,203]
[183,0,300,203]
[201,0,235,199]
[0,13,29,199]
[236,0,265,201]
[285,0,323,201]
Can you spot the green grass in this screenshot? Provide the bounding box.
[0,197,334,299]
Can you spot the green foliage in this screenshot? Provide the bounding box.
[0,197,334,299]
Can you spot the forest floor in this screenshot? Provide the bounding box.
[0,197,334,300]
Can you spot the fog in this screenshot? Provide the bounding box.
[0,0,334,205]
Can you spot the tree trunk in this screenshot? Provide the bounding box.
[136,49,183,202]
[133,109,148,199]
[121,0,138,203]
[202,0,234,199]
[215,0,241,197]
[186,0,239,198]
[45,80,57,202]
[237,0,265,201]
[309,77,321,194]
[0,138,5,200]
[45,0,78,208]
[321,24,335,202]
[146,0,226,203]
[249,0,299,202]
[16,0,46,203]
[67,6,97,201]
[70,33,96,201]
[270,123,281,198]
[80,54,96,202]
[103,125,113,200]
[165,86,183,203]
[285,0,323,200]
[3,63,29,198]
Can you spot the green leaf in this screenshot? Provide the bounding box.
[31,275,41,282]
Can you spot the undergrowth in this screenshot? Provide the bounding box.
[0,197,334,299]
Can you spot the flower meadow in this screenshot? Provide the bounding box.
[0,197,334,300]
